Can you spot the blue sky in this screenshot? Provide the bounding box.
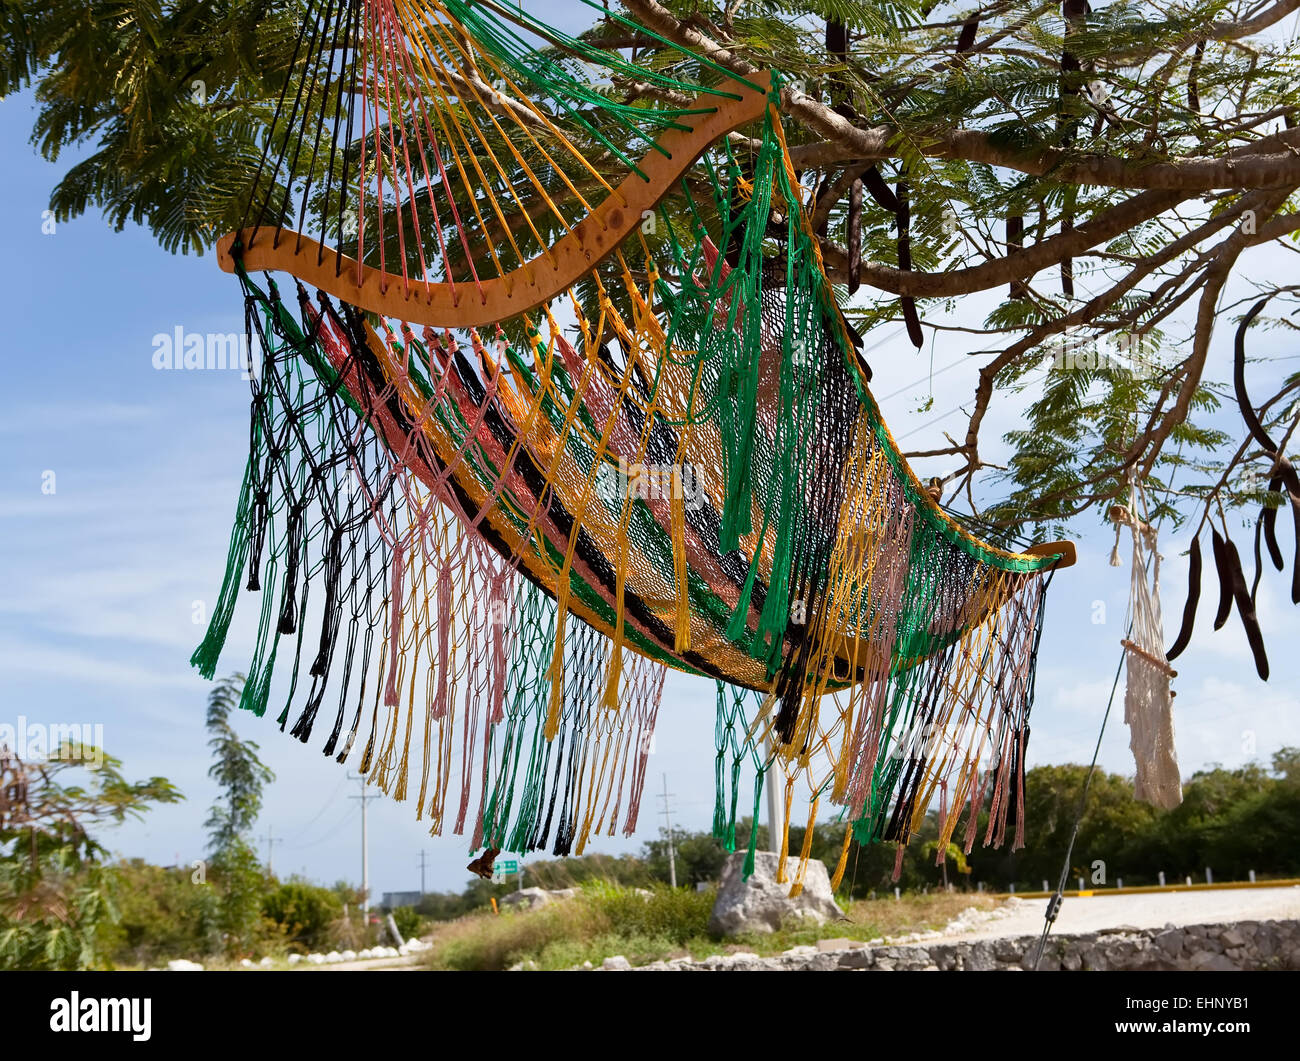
[1,5,1297,896]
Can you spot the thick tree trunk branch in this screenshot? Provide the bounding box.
[625,0,1300,192]
[822,187,1188,296]
[1137,194,1300,479]
[1108,0,1300,62]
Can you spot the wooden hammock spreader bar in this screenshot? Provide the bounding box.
[1121,638,1177,678]
[1025,540,1077,569]
[217,72,773,330]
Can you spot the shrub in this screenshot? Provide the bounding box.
[262,881,343,952]
[103,860,220,966]
[581,881,713,945]
[390,905,424,942]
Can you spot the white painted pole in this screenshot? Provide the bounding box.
[765,739,783,855]
[660,773,677,888]
[348,774,372,917]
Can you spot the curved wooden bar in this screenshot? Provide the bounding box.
[218,72,773,329]
[1025,540,1077,569]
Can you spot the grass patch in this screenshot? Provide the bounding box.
[425,884,998,970]
[427,883,714,970]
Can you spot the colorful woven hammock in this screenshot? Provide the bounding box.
[194,0,1073,882]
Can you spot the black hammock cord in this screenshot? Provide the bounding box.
[1030,444,1183,970]
[1028,621,1129,970]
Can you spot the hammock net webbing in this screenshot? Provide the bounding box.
[194,0,1066,879]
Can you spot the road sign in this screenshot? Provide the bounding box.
[493,858,519,876]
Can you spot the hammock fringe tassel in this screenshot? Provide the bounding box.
[193,0,1067,874]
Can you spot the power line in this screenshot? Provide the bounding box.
[280,775,348,846]
[284,803,356,850]
[894,367,1052,443]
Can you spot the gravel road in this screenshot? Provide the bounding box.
[939,886,1300,942]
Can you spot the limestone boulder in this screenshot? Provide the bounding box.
[500,887,554,910]
[708,851,843,936]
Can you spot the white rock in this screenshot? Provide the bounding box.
[341,950,357,961]
[287,954,302,965]
[708,852,843,936]
[500,887,553,910]
[166,959,204,972]
[240,958,255,968]
[259,956,274,967]
[601,955,633,970]
[324,951,343,964]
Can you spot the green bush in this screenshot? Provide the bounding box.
[581,881,713,945]
[391,905,424,942]
[262,881,342,952]
[103,860,220,967]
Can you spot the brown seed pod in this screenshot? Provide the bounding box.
[1166,535,1201,661]
[1224,535,1270,680]
[1211,528,1233,631]
[1262,472,1285,571]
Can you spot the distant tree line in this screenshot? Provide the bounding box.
[8,697,1294,967]
[414,750,1300,918]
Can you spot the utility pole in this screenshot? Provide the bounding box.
[658,773,677,888]
[258,826,282,875]
[418,850,427,895]
[765,738,783,854]
[348,774,374,917]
